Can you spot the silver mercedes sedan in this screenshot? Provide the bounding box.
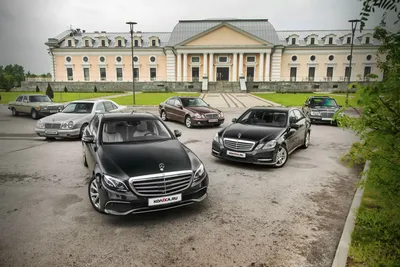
[34,99,126,139]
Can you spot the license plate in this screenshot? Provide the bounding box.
[321,118,332,121]
[208,119,218,123]
[148,194,182,206]
[50,110,58,113]
[227,150,246,158]
[45,130,58,135]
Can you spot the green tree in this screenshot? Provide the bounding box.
[46,83,54,99]
[94,85,98,93]
[64,86,68,92]
[35,85,40,92]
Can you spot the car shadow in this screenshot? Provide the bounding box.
[210,157,276,172]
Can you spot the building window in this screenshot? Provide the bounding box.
[150,68,157,80]
[117,40,122,47]
[290,67,297,82]
[133,56,139,62]
[366,55,372,61]
[328,37,333,44]
[192,56,200,63]
[66,56,72,63]
[67,68,73,81]
[100,56,105,63]
[365,37,370,44]
[101,40,106,47]
[100,68,106,81]
[83,56,89,63]
[116,68,123,81]
[218,56,228,63]
[67,40,72,47]
[134,40,139,47]
[346,37,351,44]
[291,38,296,45]
[85,40,89,47]
[192,67,199,81]
[308,67,315,81]
[134,68,139,80]
[291,55,297,62]
[310,55,316,61]
[150,56,156,63]
[247,56,255,62]
[83,68,90,81]
[326,67,334,81]
[328,55,335,61]
[116,56,122,63]
[152,40,156,46]
[310,38,315,45]
[345,66,351,81]
[364,66,371,79]
[347,55,352,61]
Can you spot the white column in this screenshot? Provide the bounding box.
[239,53,244,77]
[259,53,264,81]
[177,53,182,82]
[183,53,188,82]
[203,53,208,77]
[209,53,214,81]
[232,53,237,81]
[271,48,282,81]
[265,53,270,81]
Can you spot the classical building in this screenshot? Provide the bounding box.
[45,18,383,88]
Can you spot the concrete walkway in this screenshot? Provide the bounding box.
[202,93,280,108]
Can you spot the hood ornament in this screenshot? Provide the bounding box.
[238,133,242,138]
[159,163,165,172]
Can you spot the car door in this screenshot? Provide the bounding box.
[13,96,23,113]
[286,110,299,152]
[21,96,31,113]
[84,115,100,172]
[293,109,307,146]
[174,98,185,123]
[164,98,176,121]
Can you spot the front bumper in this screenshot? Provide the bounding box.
[191,117,224,126]
[100,173,209,216]
[211,140,279,165]
[35,128,80,138]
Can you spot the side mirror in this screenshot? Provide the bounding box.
[232,118,237,123]
[82,135,95,143]
[174,129,182,138]
[176,104,183,109]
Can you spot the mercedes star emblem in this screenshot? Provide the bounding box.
[238,133,242,138]
[159,163,165,172]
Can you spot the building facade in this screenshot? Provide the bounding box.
[45,19,383,86]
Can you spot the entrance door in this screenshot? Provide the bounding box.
[246,67,254,81]
[192,67,199,81]
[216,67,229,81]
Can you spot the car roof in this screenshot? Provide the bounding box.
[69,100,105,104]
[250,106,294,111]
[100,112,157,121]
[309,96,334,99]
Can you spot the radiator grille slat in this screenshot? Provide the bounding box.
[223,138,255,152]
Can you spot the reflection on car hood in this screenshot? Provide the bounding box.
[99,139,193,179]
[222,123,285,142]
[185,106,220,114]
[40,112,91,123]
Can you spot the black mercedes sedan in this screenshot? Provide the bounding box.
[211,107,311,168]
[302,96,343,124]
[82,113,209,215]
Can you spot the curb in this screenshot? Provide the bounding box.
[331,160,370,267]
[247,94,282,107]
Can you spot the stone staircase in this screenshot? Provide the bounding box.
[207,81,242,92]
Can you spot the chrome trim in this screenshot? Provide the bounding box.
[129,170,192,182]
[223,138,256,152]
[258,159,272,162]
[204,113,219,119]
[211,149,220,154]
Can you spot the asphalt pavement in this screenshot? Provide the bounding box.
[0,105,361,267]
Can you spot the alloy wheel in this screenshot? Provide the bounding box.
[275,146,288,167]
[185,116,192,128]
[161,111,167,121]
[304,132,310,148]
[31,109,37,120]
[89,179,101,209]
[11,108,17,116]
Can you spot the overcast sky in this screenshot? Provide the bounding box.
[0,0,390,74]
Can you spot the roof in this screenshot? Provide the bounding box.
[250,106,292,111]
[167,19,281,46]
[101,113,156,120]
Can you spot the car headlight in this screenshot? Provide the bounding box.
[36,106,41,110]
[37,120,45,129]
[67,121,74,129]
[193,113,202,119]
[103,174,129,192]
[255,140,277,150]
[213,133,222,144]
[193,164,205,182]
[310,111,320,116]
[219,112,224,118]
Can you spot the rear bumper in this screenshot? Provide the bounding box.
[35,128,80,138]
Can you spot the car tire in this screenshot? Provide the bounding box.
[79,123,88,140]
[88,175,105,214]
[302,131,310,149]
[11,108,18,116]
[185,115,192,128]
[160,110,168,121]
[31,109,38,120]
[274,145,288,168]
[45,137,56,141]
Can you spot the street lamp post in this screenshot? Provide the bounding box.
[126,21,137,105]
[346,19,361,107]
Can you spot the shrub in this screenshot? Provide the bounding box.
[64,86,68,92]
[94,86,98,93]
[35,85,40,92]
[45,83,54,99]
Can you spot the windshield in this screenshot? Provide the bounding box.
[101,119,172,144]
[29,95,52,102]
[62,103,94,113]
[238,109,288,127]
[181,98,208,107]
[309,98,338,107]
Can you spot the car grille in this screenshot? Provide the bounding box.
[321,111,335,118]
[223,138,255,152]
[44,123,61,129]
[48,106,61,110]
[204,113,219,119]
[129,170,193,197]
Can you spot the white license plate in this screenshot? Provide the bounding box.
[148,193,182,206]
[321,118,332,121]
[50,110,58,113]
[208,119,218,123]
[45,130,58,135]
[227,150,246,158]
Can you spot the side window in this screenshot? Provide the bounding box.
[16,96,23,102]
[89,116,100,136]
[95,102,106,113]
[22,96,27,102]
[293,109,305,121]
[289,110,296,122]
[174,99,182,106]
[111,102,118,110]
[104,101,114,112]
[238,110,252,123]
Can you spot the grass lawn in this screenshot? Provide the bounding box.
[347,178,400,266]
[112,92,201,106]
[253,93,359,107]
[0,92,120,104]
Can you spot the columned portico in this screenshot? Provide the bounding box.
[259,53,264,81]
[183,53,188,81]
[209,53,214,81]
[232,53,238,81]
[177,53,182,81]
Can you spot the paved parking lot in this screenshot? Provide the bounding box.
[0,105,361,267]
